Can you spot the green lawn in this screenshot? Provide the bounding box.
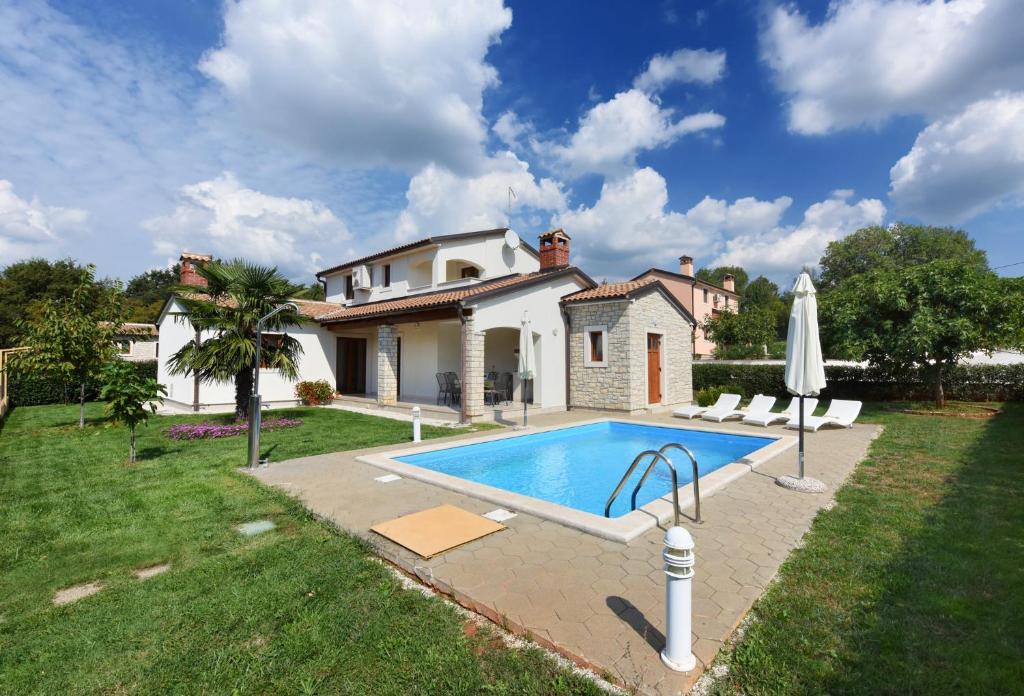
[711,402,1024,694]
[0,403,602,695]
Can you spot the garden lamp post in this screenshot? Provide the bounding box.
[247,302,299,468]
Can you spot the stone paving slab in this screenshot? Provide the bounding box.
[249,411,880,695]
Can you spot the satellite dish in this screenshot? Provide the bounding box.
[504,229,521,250]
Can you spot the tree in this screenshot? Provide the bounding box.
[696,266,749,294]
[819,223,987,289]
[10,266,124,427]
[0,258,106,348]
[167,260,305,420]
[100,361,166,462]
[702,307,776,359]
[124,265,180,322]
[823,258,1024,406]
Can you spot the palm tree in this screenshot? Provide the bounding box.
[168,260,305,420]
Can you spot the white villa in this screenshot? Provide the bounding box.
[156,230,697,421]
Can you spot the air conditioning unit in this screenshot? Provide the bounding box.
[352,265,371,290]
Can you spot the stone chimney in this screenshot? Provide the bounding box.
[679,255,694,276]
[538,229,571,271]
[723,273,736,293]
[180,252,212,288]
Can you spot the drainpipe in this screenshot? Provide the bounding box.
[317,276,327,300]
[560,305,571,411]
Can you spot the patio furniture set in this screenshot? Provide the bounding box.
[436,371,514,408]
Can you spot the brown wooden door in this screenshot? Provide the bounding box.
[647,333,662,404]
[336,337,367,394]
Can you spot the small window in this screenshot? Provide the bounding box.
[702,288,708,303]
[461,266,479,279]
[383,264,391,288]
[115,339,132,355]
[583,325,608,367]
[345,274,354,300]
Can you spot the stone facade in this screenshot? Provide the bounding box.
[460,314,485,422]
[566,290,693,413]
[377,324,398,406]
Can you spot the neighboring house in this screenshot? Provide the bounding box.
[156,230,698,420]
[633,256,740,358]
[105,322,159,362]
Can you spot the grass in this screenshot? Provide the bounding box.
[0,403,603,695]
[710,402,1024,694]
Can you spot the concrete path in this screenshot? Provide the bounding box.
[249,410,880,695]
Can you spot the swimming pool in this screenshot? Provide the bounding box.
[396,421,775,518]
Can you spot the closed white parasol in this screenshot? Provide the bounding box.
[780,272,827,492]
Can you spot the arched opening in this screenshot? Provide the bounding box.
[444,259,483,283]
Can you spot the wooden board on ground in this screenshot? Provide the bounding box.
[370,504,505,558]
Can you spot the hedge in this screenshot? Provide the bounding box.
[9,360,158,406]
[693,362,1024,402]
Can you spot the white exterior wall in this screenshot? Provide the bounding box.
[157,298,338,409]
[470,276,585,409]
[322,235,539,305]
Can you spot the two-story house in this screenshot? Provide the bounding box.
[156,230,698,420]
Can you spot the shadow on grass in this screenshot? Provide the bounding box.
[821,403,1024,693]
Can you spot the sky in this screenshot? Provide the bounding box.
[1,0,1022,286]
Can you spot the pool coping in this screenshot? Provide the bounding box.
[357,418,798,543]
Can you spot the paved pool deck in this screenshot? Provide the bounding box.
[249,410,881,695]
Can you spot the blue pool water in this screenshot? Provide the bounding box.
[397,422,774,518]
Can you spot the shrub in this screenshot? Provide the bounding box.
[9,360,157,406]
[695,384,744,406]
[295,379,334,406]
[165,418,302,440]
[693,362,1024,402]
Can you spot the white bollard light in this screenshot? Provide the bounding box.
[412,406,422,442]
[661,526,696,672]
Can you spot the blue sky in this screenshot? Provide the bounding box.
[1,0,1022,285]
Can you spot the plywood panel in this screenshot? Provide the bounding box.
[371,504,505,558]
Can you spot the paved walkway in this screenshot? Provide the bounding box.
[249,410,880,695]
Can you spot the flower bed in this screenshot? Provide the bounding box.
[166,418,302,440]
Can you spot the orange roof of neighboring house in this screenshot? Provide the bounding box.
[631,268,741,297]
[318,267,591,323]
[560,277,659,302]
[175,294,344,321]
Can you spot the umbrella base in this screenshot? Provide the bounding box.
[776,475,827,494]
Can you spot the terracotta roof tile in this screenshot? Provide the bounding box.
[318,272,547,322]
[178,294,344,320]
[560,277,659,302]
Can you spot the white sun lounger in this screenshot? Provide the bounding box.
[673,393,741,419]
[702,394,776,423]
[743,397,818,427]
[785,399,862,431]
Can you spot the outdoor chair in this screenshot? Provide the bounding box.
[673,393,741,419]
[703,394,776,423]
[498,372,513,404]
[435,372,451,406]
[785,399,862,431]
[743,397,818,427]
[444,372,462,406]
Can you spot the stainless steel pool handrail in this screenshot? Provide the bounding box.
[630,443,701,524]
[604,450,681,527]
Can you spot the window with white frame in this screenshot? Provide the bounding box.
[583,325,608,367]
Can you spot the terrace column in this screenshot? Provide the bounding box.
[460,314,485,422]
[377,324,398,406]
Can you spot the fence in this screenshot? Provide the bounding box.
[0,348,29,420]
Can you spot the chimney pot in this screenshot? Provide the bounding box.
[179,252,212,289]
[679,255,694,276]
[538,229,571,271]
[723,273,736,293]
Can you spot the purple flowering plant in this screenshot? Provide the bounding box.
[166,418,302,440]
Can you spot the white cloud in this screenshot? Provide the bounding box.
[493,111,531,149]
[549,90,724,175]
[712,190,886,275]
[394,151,567,242]
[200,0,512,173]
[761,0,1024,135]
[143,173,350,276]
[634,48,726,93]
[890,92,1024,222]
[0,180,88,261]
